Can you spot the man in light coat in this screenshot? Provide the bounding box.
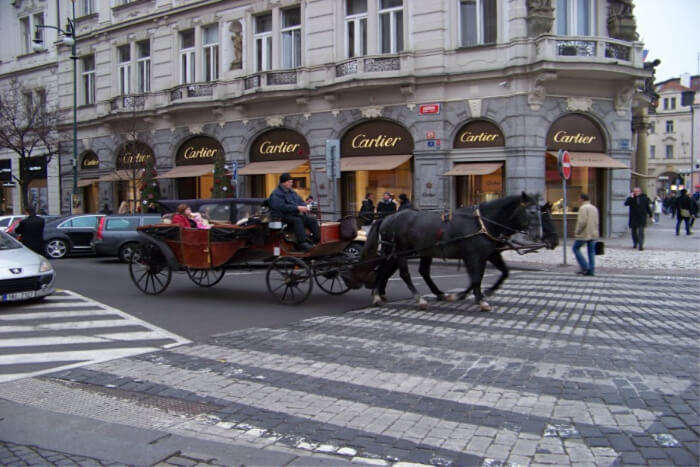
[572,193,599,276]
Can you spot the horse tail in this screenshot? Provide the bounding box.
[361,218,383,261]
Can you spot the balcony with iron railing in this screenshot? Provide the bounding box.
[535,35,644,67]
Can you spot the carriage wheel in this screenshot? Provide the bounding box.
[129,243,172,295]
[314,261,351,295]
[187,267,225,287]
[266,257,313,305]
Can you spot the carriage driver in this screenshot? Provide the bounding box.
[269,172,320,251]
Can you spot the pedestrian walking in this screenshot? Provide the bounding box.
[652,195,662,223]
[572,194,599,276]
[376,192,397,218]
[359,193,375,225]
[624,187,652,250]
[398,193,414,211]
[14,206,46,256]
[675,189,695,235]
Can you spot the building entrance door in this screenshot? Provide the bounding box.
[340,171,356,217]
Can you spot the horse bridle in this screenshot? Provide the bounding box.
[475,201,542,243]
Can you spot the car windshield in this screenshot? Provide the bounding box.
[0,231,23,250]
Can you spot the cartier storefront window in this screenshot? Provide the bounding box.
[79,151,100,213]
[104,142,155,213]
[340,120,414,216]
[242,128,310,200]
[161,135,225,199]
[448,120,505,208]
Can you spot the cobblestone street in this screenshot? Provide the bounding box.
[1,268,698,466]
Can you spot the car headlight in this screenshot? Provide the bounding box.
[39,260,53,273]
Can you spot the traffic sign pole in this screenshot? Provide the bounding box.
[557,150,572,266]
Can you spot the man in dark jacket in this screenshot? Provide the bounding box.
[675,189,695,235]
[624,187,652,250]
[359,193,375,225]
[376,192,397,218]
[398,193,414,211]
[15,206,45,256]
[269,173,320,251]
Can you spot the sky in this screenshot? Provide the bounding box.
[634,0,700,82]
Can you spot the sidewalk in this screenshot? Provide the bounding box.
[503,213,699,273]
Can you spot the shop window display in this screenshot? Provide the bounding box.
[350,160,412,214]
[456,166,503,208]
[545,153,597,214]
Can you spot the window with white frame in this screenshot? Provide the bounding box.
[118,44,131,95]
[459,0,497,47]
[670,97,676,109]
[378,0,403,54]
[81,55,96,105]
[202,24,220,81]
[555,0,594,36]
[136,40,151,93]
[665,144,673,159]
[346,0,368,58]
[255,14,272,72]
[663,98,669,110]
[281,7,302,69]
[649,145,655,159]
[649,122,655,134]
[19,12,44,54]
[666,120,674,133]
[80,0,95,16]
[179,29,196,84]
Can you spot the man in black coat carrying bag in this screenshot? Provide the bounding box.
[624,187,652,250]
[15,206,45,256]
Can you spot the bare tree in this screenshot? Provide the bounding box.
[106,94,149,214]
[0,79,64,210]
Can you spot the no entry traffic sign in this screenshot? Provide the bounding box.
[559,150,572,180]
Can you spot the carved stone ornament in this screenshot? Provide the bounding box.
[361,106,383,119]
[266,116,284,127]
[468,99,482,118]
[607,0,639,41]
[230,20,243,70]
[567,97,593,112]
[528,72,557,111]
[614,86,635,116]
[188,124,203,135]
[526,0,555,37]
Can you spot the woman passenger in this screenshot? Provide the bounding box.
[171,204,196,228]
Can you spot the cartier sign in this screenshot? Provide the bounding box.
[116,142,154,169]
[547,114,605,152]
[341,120,413,157]
[176,136,224,166]
[80,151,99,170]
[454,120,505,148]
[250,129,309,162]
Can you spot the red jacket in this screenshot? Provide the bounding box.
[171,213,192,228]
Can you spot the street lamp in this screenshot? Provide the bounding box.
[32,1,78,214]
[681,89,696,192]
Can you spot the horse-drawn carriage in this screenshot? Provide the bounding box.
[128,198,355,304]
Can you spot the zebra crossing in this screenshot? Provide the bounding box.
[0,290,190,383]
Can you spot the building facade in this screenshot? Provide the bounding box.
[646,74,700,195]
[5,0,648,236]
[0,0,62,215]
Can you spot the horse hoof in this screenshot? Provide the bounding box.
[372,295,386,306]
[418,298,428,310]
[436,294,446,301]
[479,301,491,312]
[446,293,459,302]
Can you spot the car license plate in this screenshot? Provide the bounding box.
[2,290,36,301]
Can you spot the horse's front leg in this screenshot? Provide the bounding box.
[372,259,397,306]
[398,258,427,310]
[418,256,447,301]
[458,256,490,311]
[485,252,509,297]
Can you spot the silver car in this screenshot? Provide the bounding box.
[0,231,55,302]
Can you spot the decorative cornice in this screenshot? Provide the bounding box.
[567,96,593,112]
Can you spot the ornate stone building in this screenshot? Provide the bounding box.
[7,0,648,235]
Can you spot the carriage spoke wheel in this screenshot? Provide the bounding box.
[266,257,313,305]
[128,243,172,295]
[314,261,351,295]
[187,267,225,287]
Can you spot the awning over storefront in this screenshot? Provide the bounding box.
[442,162,503,176]
[98,170,144,182]
[547,152,627,169]
[340,155,412,172]
[157,164,213,179]
[238,160,307,175]
[77,178,99,187]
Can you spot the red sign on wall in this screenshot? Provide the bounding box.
[419,104,440,115]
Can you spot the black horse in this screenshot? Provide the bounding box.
[343,193,558,311]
